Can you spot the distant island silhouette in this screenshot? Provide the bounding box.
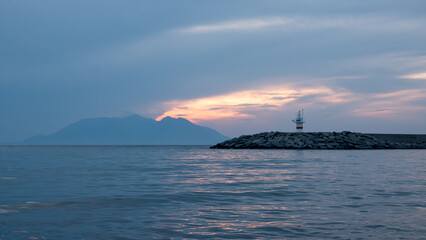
[19,115,228,145]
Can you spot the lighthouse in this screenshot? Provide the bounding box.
[292,109,305,132]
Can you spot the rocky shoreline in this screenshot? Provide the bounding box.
[211,131,426,149]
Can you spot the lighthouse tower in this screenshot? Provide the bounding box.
[292,109,305,132]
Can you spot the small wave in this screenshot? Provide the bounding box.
[393,191,415,196]
[364,224,386,229]
[0,208,18,213]
[0,176,16,179]
[306,222,346,226]
[12,230,30,233]
[255,226,294,234]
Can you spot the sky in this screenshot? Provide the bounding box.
[1,0,426,143]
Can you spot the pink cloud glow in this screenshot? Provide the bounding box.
[352,89,426,118]
[156,85,354,122]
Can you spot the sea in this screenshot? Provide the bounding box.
[0,146,425,239]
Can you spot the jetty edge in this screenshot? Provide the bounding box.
[210,131,426,149]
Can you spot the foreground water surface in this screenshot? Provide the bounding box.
[0,146,425,239]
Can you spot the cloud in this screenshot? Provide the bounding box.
[399,72,426,80]
[156,81,426,127]
[352,89,426,118]
[155,84,354,122]
[3,1,426,141]
[75,15,426,82]
[177,15,426,35]
[179,17,290,33]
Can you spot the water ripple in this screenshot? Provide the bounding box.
[0,146,425,239]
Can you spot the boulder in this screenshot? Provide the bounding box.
[210,131,426,149]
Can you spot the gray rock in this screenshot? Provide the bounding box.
[210,131,426,149]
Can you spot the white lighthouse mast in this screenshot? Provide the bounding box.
[292,109,305,132]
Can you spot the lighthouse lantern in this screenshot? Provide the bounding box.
[292,109,305,132]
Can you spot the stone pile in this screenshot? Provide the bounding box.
[211,131,426,149]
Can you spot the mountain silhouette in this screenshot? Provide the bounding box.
[20,115,228,145]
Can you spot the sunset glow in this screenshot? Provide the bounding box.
[156,84,426,123]
[156,85,353,122]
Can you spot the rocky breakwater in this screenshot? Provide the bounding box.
[211,131,426,149]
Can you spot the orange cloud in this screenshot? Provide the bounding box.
[156,85,353,122]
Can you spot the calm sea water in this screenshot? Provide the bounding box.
[0,146,425,239]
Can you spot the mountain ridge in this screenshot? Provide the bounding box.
[18,115,228,145]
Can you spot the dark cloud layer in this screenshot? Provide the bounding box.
[1,0,426,142]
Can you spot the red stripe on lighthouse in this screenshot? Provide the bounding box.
[296,127,303,129]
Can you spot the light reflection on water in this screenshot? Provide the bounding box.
[0,146,425,239]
